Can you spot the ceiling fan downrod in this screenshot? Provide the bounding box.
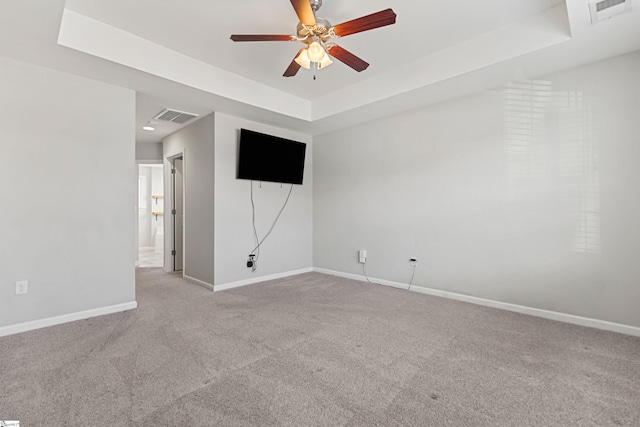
[309,0,322,12]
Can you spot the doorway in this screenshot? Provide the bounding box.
[137,164,164,268]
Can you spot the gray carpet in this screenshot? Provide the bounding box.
[1,269,639,426]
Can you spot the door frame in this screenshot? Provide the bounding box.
[164,150,186,274]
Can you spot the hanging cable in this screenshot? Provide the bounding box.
[249,181,294,271]
[362,262,372,284]
[250,181,260,271]
[408,263,417,290]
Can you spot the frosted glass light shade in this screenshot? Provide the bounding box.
[318,53,333,69]
[307,42,325,62]
[294,50,311,69]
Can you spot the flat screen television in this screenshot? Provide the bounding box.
[237,128,307,185]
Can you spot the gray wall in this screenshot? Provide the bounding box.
[0,56,136,328]
[313,51,640,328]
[163,114,215,285]
[214,113,313,286]
[136,142,163,161]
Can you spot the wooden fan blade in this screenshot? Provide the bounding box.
[283,49,306,77]
[327,45,369,72]
[331,9,396,37]
[290,0,316,26]
[230,34,293,42]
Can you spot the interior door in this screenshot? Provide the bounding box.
[172,157,184,271]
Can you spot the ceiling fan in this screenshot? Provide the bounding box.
[230,0,397,78]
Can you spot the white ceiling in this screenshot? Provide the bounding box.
[63,0,563,99]
[1,0,639,142]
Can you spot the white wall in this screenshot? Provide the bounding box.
[313,51,640,328]
[0,56,136,329]
[214,113,313,286]
[163,114,215,285]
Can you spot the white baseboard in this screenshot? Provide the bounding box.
[214,267,314,292]
[313,267,410,290]
[184,274,214,291]
[0,301,138,338]
[313,267,640,337]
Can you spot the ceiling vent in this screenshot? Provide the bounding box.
[589,0,632,24]
[153,108,199,124]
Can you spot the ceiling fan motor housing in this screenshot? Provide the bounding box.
[296,17,332,44]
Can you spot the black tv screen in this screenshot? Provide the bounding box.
[237,129,306,185]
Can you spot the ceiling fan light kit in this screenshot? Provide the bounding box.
[294,47,332,69]
[230,0,396,78]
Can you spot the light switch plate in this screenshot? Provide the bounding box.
[15,280,28,295]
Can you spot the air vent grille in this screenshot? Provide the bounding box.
[590,0,631,23]
[153,108,199,124]
[596,0,625,11]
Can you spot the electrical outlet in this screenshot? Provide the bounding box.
[15,280,28,295]
[410,257,417,266]
[358,249,367,264]
[246,254,256,268]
